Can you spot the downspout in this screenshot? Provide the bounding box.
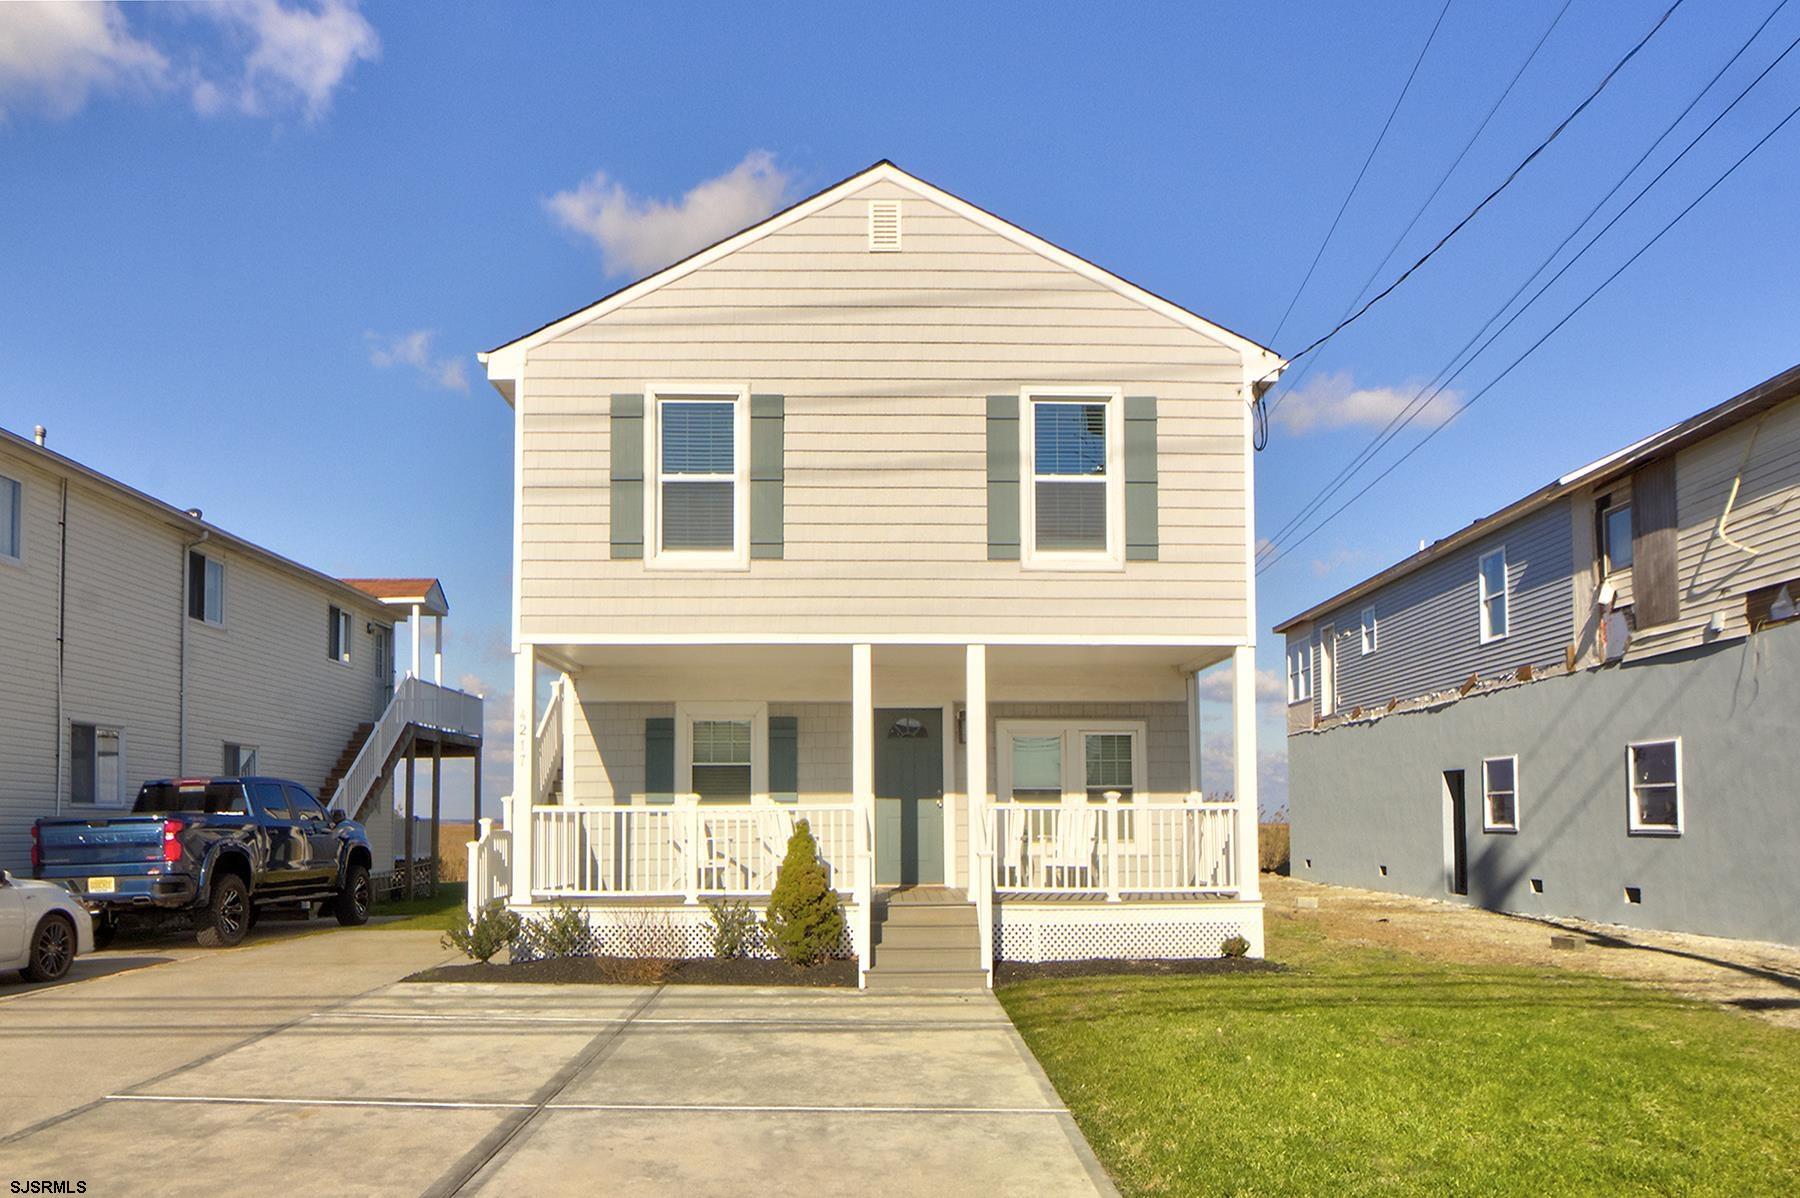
[53,478,68,816]
[178,527,209,775]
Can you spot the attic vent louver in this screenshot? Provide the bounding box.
[868,200,902,252]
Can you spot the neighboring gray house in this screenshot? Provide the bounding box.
[1276,363,1800,946]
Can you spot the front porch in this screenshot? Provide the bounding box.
[470,641,1265,986]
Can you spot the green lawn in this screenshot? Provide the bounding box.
[999,911,1800,1197]
[369,883,467,933]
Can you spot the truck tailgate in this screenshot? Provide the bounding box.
[36,818,166,869]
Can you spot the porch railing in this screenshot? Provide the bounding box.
[466,815,513,918]
[991,800,1237,898]
[530,803,861,901]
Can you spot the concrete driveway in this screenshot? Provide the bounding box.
[0,931,1114,1197]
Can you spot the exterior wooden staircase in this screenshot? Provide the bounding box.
[320,723,377,810]
[865,887,987,992]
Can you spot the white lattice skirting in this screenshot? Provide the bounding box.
[510,903,858,963]
[995,902,1265,962]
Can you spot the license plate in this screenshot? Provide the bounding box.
[87,876,117,894]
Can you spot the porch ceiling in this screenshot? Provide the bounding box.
[549,642,1229,703]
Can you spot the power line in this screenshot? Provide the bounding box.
[1264,0,1455,349]
[1262,0,1574,416]
[1258,83,1800,575]
[1258,2,1794,565]
[1259,0,1685,389]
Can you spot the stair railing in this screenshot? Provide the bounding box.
[535,679,564,805]
[326,675,484,817]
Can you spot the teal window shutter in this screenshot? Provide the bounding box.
[987,395,1020,560]
[610,393,645,559]
[1124,395,1158,561]
[750,394,784,560]
[644,717,674,803]
[768,715,798,802]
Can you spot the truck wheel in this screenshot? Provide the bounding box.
[22,913,76,982]
[334,862,372,927]
[196,874,251,947]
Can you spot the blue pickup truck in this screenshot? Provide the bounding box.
[33,776,375,947]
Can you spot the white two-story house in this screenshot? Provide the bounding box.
[473,161,1280,988]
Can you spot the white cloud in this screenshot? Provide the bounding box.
[1271,369,1460,436]
[1308,545,1371,579]
[0,2,168,120]
[547,150,795,278]
[366,329,469,392]
[1195,665,1286,704]
[195,0,379,121]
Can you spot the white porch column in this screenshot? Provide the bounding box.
[1186,669,1203,796]
[851,644,874,985]
[410,602,422,678]
[433,616,444,685]
[512,644,538,906]
[965,643,992,986]
[1231,645,1262,901]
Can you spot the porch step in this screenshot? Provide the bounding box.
[869,943,982,972]
[873,921,980,951]
[864,966,991,993]
[866,888,985,991]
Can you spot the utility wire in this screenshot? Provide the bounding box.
[1265,0,1455,349]
[1259,0,1686,389]
[1258,82,1800,574]
[1263,0,1574,416]
[1258,2,1794,563]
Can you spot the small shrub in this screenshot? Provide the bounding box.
[706,899,759,959]
[443,902,521,963]
[764,819,845,967]
[616,907,680,960]
[521,901,591,959]
[1220,934,1251,959]
[1259,820,1291,874]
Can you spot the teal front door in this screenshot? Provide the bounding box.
[874,708,945,885]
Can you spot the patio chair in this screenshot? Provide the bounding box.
[1046,800,1099,889]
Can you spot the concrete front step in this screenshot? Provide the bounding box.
[870,943,983,972]
[872,902,979,928]
[863,966,990,993]
[873,921,981,950]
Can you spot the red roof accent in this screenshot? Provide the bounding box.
[341,577,437,600]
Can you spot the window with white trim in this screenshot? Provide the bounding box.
[0,472,20,562]
[328,605,353,664]
[1478,547,1508,642]
[675,702,767,802]
[1021,389,1123,566]
[1361,605,1378,654]
[70,723,124,806]
[1628,739,1682,834]
[188,549,224,625]
[1286,640,1313,703]
[1600,496,1633,577]
[1482,756,1518,831]
[997,721,1145,803]
[648,388,749,568]
[223,743,260,776]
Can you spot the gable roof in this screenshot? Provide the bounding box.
[480,160,1282,403]
[341,577,449,617]
[1273,360,1800,633]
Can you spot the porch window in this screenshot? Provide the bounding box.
[1482,756,1518,832]
[1084,733,1134,800]
[1478,547,1508,643]
[188,550,224,625]
[1,472,20,561]
[1628,739,1682,835]
[328,605,353,664]
[649,387,749,568]
[70,723,124,807]
[1009,735,1063,801]
[998,721,1146,802]
[690,719,753,801]
[1021,389,1123,567]
[223,743,259,776]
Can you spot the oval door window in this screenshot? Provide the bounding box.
[887,717,928,739]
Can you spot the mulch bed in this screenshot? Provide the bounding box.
[404,955,858,987]
[995,956,1284,984]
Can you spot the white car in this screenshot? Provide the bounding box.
[1,870,95,983]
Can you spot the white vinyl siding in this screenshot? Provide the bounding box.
[515,177,1250,640]
[1478,548,1509,643]
[1628,739,1682,835]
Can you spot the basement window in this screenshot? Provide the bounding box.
[1482,756,1519,832]
[1627,739,1682,835]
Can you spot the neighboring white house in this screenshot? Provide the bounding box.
[471,161,1280,989]
[0,425,482,888]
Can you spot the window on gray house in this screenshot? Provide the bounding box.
[1478,548,1509,642]
[1629,740,1682,834]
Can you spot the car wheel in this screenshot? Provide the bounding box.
[334,861,372,927]
[23,913,76,982]
[196,874,251,947]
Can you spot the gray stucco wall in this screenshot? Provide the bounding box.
[1289,622,1799,946]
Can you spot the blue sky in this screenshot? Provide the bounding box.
[4,1,1798,817]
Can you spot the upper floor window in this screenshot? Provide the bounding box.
[648,387,749,569]
[188,549,224,625]
[1628,739,1682,835]
[1021,389,1123,568]
[328,605,353,664]
[1478,547,1508,643]
[1360,606,1378,654]
[0,472,20,562]
[1600,496,1633,577]
[1286,640,1313,703]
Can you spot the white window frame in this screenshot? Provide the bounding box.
[644,384,751,572]
[1019,386,1126,571]
[995,719,1147,803]
[674,701,768,803]
[1361,605,1378,655]
[1286,639,1313,704]
[0,471,22,566]
[69,721,126,808]
[328,605,354,666]
[1482,755,1519,832]
[1627,737,1683,836]
[1317,623,1337,717]
[1478,546,1509,644]
[223,742,260,776]
[190,550,225,627]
